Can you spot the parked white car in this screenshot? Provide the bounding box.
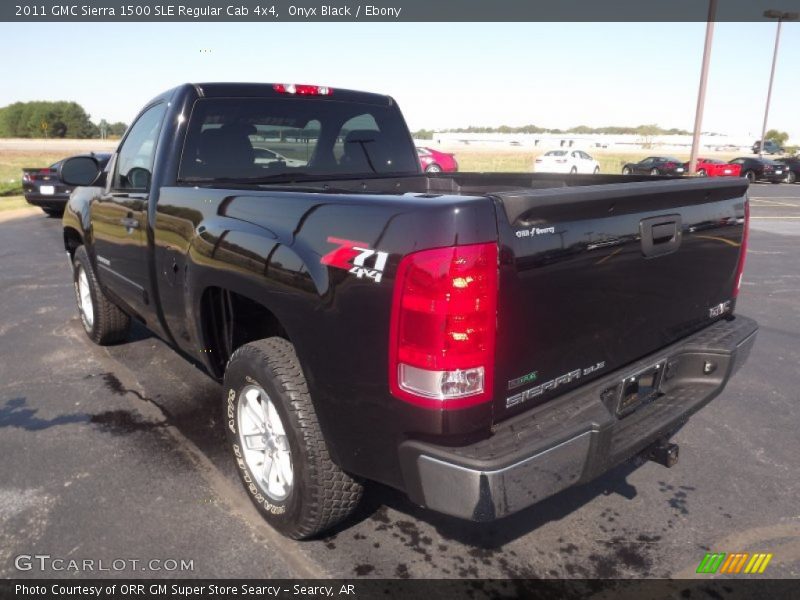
[534,149,600,174]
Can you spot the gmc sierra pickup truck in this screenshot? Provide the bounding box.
[60,83,758,539]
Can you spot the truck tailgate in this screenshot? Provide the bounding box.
[491,177,748,422]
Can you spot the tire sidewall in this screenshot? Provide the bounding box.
[223,348,308,534]
[73,248,98,338]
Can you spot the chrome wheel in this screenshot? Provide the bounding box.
[76,266,94,328]
[237,384,293,501]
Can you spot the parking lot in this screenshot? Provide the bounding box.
[0,183,798,580]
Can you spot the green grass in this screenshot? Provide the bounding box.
[0,195,31,211]
[0,150,67,196]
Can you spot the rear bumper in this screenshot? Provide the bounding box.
[25,193,69,209]
[398,315,758,521]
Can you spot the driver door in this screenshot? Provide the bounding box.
[91,102,166,320]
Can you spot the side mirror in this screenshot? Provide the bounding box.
[60,156,104,187]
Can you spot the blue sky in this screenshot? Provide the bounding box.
[0,22,798,140]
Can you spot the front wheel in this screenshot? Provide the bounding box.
[72,246,131,345]
[425,164,442,173]
[224,337,363,539]
[622,167,632,175]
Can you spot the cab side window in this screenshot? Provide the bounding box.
[113,103,167,191]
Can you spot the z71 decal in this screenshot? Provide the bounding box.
[321,237,389,283]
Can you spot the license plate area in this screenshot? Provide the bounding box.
[616,361,665,417]
[40,185,55,195]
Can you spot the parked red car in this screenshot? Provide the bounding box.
[416,147,458,173]
[684,158,741,177]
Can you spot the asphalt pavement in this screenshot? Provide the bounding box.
[1,183,798,580]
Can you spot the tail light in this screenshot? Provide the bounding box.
[665,162,676,169]
[273,83,332,96]
[389,243,498,409]
[733,200,750,298]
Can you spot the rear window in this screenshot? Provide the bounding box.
[179,98,418,182]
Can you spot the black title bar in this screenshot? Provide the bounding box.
[4,0,800,22]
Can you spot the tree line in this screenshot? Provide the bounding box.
[0,101,127,138]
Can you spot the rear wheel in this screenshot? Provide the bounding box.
[593,166,600,175]
[224,337,363,539]
[425,164,442,173]
[744,170,756,183]
[697,169,707,177]
[787,171,797,184]
[72,246,131,345]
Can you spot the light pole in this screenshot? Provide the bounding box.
[688,0,717,175]
[758,10,799,158]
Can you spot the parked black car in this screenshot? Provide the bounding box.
[729,157,787,184]
[23,152,111,217]
[621,156,686,176]
[775,157,799,184]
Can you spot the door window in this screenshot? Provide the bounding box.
[113,103,167,191]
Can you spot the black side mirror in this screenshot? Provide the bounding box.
[60,156,104,186]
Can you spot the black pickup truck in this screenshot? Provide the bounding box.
[60,83,757,539]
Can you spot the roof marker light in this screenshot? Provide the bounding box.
[273,83,333,96]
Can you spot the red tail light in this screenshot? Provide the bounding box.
[389,243,498,409]
[733,200,750,298]
[273,83,332,96]
[665,162,676,169]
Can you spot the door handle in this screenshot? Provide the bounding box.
[120,217,140,230]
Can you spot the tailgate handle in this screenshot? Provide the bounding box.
[640,215,682,258]
[652,222,676,244]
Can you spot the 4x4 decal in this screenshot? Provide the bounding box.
[321,237,389,283]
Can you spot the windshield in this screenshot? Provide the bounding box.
[179,97,419,182]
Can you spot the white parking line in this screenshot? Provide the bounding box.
[750,198,799,207]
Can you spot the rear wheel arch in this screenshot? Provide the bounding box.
[199,286,291,378]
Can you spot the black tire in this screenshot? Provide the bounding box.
[72,246,131,345]
[425,164,442,173]
[593,166,600,174]
[744,170,756,183]
[622,167,632,175]
[787,171,797,184]
[569,167,577,174]
[223,337,363,539]
[42,207,63,218]
[650,168,660,176]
